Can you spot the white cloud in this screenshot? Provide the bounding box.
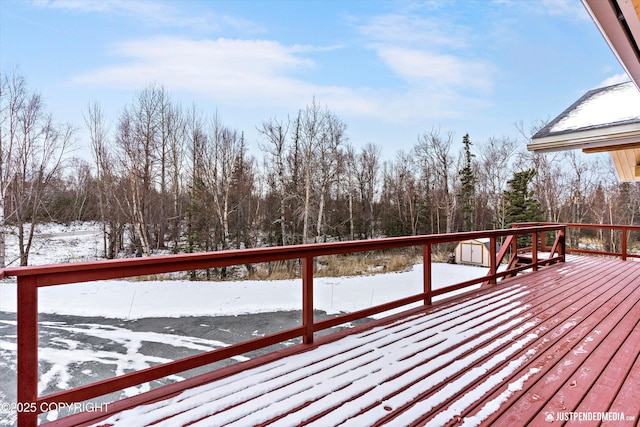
[67,3,499,132]
[541,0,590,21]
[355,12,495,97]
[33,0,498,130]
[72,37,333,107]
[69,34,487,130]
[598,73,631,87]
[359,14,468,49]
[31,0,260,34]
[377,47,495,93]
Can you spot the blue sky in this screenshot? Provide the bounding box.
[0,0,629,159]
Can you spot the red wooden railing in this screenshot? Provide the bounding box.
[3,225,567,426]
[516,222,640,261]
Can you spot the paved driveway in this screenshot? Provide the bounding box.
[0,310,360,426]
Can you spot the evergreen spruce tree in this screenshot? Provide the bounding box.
[503,168,543,247]
[504,168,544,226]
[458,133,476,231]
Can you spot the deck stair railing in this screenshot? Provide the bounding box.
[511,222,640,261]
[1,225,567,426]
[496,223,567,281]
[494,222,640,282]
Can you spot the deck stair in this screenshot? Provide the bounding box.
[501,251,533,280]
[495,225,565,282]
[505,251,557,273]
[509,251,533,268]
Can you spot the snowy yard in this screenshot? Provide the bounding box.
[0,262,485,320]
[1,222,488,319]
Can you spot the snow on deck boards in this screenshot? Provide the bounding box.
[58,256,640,426]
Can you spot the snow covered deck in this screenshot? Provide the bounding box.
[56,255,640,426]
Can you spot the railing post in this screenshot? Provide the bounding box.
[560,227,566,262]
[302,256,314,344]
[17,276,38,427]
[423,244,432,305]
[622,227,628,261]
[532,231,538,271]
[489,236,497,285]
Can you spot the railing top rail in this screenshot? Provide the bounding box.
[2,225,564,287]
[515,222,640,231]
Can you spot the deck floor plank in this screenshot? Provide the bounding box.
[410,258,638,427]
[475,258,640,427]
[571,316,640,426]
[503,271,640,426]
[603,349,640,425]
[55,256,639,427]
[539,296,640,415]
[384,258,626,426]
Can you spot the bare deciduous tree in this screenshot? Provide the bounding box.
[352,143,380,239]
[476,136,518,229]
[0,70,72,265]
[313,110,346,242]
[416,128,456,234]
[85,101,125,258]
[259,116,290,246]
[0,70,24,267]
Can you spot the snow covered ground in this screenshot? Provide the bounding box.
[0,223,491,426]
[2,222,104,268]
[0,262,485,320]
[1,222,488,319]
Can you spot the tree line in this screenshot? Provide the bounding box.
[2,71,638,267]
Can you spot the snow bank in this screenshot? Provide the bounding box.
[0,263,487,319]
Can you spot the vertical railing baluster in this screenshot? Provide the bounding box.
[423,244,432,305]
[622,227,628,261]
[17,275,38,427]
[302,256,314,344]
[489,236,497,285]
[532,231,538,271]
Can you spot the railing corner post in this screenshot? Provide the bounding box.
[302,256,314,344]
[17,276,39,427]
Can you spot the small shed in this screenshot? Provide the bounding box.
[454,238,494,267]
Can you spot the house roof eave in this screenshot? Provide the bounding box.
[528,122,640,153]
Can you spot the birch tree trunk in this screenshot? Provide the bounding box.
[0,71,72,265]
[258,118,290,246]
[0,71,24,267]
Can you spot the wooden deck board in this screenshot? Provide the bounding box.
[571,316,640,426]
[55,256,640,426]
[407,257,636,427]
[483,258,640,426]
[605,349,640,425]
[387,260,614,426]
